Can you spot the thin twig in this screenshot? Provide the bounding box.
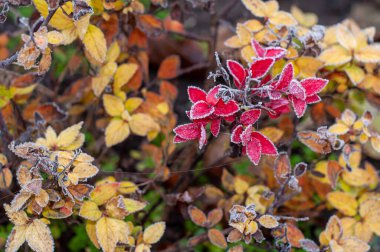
[0,54,18,68]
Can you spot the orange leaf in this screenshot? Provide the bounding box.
[207,229,227,249]
[157,55,181,80]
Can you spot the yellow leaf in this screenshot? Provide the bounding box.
[129,113,159,137]
[113,63,138,90]
[243,19,263,32]
[92,76,111,97]
[234,177,249,194]
[339,237,370,252]
[344,65,365,85]
[25,219,54,252]
[90,182,119,205]
[79,201,102,221]
[123,198,147,214]
[105,118,130,147]
[118,181,138,194]
[124,97,143,114]
[95,217,129,252]
[70,163,98,181]
[4,204,29,226]
[341,109,356,126]
[290,5,317,27]
[355,45,380,63]
[57,122,84,150]
[224,35,243,48]
[295,57,323,78]
[245,220,259,235]
[319,215,342,245]
[33,0,74,30]
[61,26,78,45]
[47,31,64,45]
[269,11,297,26]
[371,136,380,152]
[143,222,166,244]
[6,225,27,252]
[327,192,358,216]
[85,221,100,248]
[103,94,124,117]
[319,45,352,66]
[106,41,120,63]
[336,25,357,50]
[328,123,350,135]
[242,0,277,18]
[35,189,49,207]
[260,127,284,143]
[157,102,169,115]
[83,25,107,63]
[241,45,256,62]
[236,23,251,46]
[75,14,91,40]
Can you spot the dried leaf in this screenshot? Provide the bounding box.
[143,222,166,244]
[207,229,227,249]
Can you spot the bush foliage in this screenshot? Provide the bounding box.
[1,0,380,251]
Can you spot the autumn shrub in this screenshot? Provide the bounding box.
[1,0,380,251]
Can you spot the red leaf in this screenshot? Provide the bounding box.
[288,81,306,100]
[227,60,246,89]
[214,100,239,117]
[240,109,261,126]
[188,86,207,103]
[300,78,328,96]
[266,98,290,119]
[251,39,266,58]
[198,124,207,149]
[305,94,321,104]
[251,132,278,155]
[265,47,286,59]
[224,115,235,122]
[274,63,293,91]
[251,39,286,59]
[190,101,214,119]
[290,95,307,118]
[246,138,262,165]
[231,125,243,144]
[174,123,200,140]
[173,135,188,143]
[241,124,253,146]
[210,118,221,137]
[268,90,282,100]
[250,58,275,79]
[206,85,221,106]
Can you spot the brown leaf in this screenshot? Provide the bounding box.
[297,130,332,154]
[206,208,223,228]
[274,152,291,184]
[23,102,67,123]
[160,80,178,101]
[227,229,242,243]
[286,223,305,248]
[257,215,279,229]
[67,184,94,201]
[0,167,12,189]
[188,205,207,227]
[137,14,163,36]
[327,160,343,189]
[157,55,181,79]
[207,229,227,249]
